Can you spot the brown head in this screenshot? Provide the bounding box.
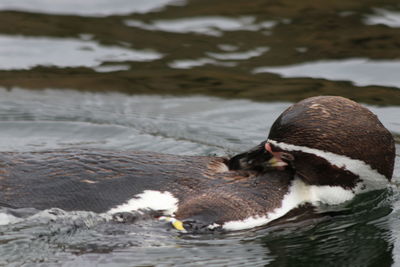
[267,96,395,189]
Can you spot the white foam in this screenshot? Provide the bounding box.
[107,190,179,216]
[268,139,388,191]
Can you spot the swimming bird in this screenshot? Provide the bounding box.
[0,96,395,232]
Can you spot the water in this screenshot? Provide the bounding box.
[0,0,400,266]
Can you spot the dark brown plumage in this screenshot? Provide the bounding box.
[0,96,395,231]
[268,96,395,181]
[233,96,395,190]
[0,149,293,226]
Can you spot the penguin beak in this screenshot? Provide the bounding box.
[228,141,294,172]
[265,143,293,169]
[267,157,288,168]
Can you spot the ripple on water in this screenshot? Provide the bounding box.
[206,47,269,60]
[0,88,399,266]
[0,190,395,266]
[0,0,185,16]
[0,207,269,266]
[167,46,270,69]
[254,58,400,89]
[0,88,289,153]
[124,16,277,36]
[0,35,162,71]
[1,88,399,153]
[364,8,400,28]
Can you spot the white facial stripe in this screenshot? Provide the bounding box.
[268,139,388,190]
[223,138,392,231]
[223,177,360,231]
[107,190,179,215]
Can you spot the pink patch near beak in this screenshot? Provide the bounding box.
[265,142,288,170]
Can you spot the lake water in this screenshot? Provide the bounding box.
[0,0,399,266]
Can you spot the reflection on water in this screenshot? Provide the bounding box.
[207,47,269,60]
[0,88,285,153]
[168,46,269,69]
[261,190,396,266]
[0,0,184,16]
[94,64,131,73]
[1,0,400,104]
[125,16,277,36]
[365,8,400,27]
[168,57,237,69]
[0,35,162,70]
[2,88,398,153]
[390,191,400,265]
[254,58,400,88]
[0,88,399,266]
[1,0,400,265]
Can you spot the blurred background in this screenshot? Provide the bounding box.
[2,0,400,104]
[0,0,400,266]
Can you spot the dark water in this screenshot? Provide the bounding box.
[0,0,400,266]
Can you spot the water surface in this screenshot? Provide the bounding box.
[1,0,400,266]
[0,88,399,266]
